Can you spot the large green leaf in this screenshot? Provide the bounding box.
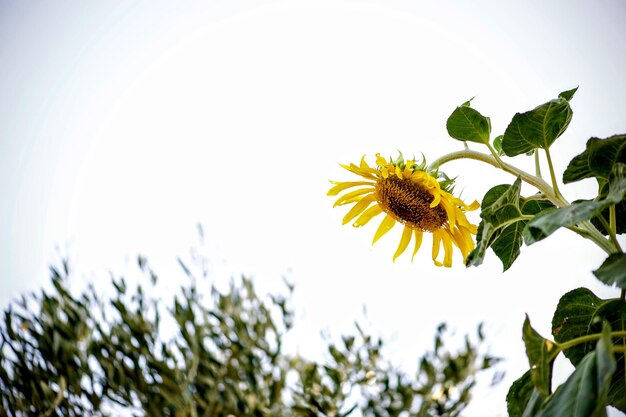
[593,253,626,289]
[564,135,626,235]
[563,134,626,184]
[501,89,576,157]
[551,288,626,412]
[522,316,557,397]
[536,323,615,417]
[524,163,626,244]
[446,101,491,144]
[466,179,554,270]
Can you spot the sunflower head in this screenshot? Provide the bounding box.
[328,153,479,267]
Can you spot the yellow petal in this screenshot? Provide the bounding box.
[439,197,456,227]
[336,195,368,207]
[340,163,378,179]
[395,165,403,179]
[327,181,374,196]
[333,187,375,207]
[467,200,480,210]
[442,232,453,267]
[451,226,474,259]
[359,155,372,170]
[353,204,383,227]
[429,191,442,208]
[341,195,375,225]
[376,153,388,166]
[393,225,413,262]
[411,229,424,262]
[432,230,442,266]
[372,214,396,245]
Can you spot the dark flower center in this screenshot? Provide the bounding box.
[375,176,447,232]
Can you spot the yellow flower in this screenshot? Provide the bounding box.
[328,153,479,267]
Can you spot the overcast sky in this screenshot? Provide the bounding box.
[2,1,626,415]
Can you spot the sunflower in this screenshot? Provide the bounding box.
[328,153,479,267]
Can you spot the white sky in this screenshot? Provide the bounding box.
[1,1,626,415]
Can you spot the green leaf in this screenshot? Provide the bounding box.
[563,135,626,236]
[490,221,525,271]
[551,288,626,412]
[536,323,615,417]
[506,371,537,417]
[563,134,626,184]
[492,135,504,156]
[446,102,491,144]
[467,179,555,270]
[593,253,626,289]
[466,180,522,268]
[501,94,574,157]
[558,86,578,101]
[590,192,626,236]
[522,390,546,417]
[522,315,557,397]
[524,163,626,244]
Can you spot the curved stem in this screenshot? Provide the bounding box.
[566,223,614,254]
[430,149,614,254]
[554,330,626,359]
[430,149,566,207]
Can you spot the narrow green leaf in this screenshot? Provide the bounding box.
[524,163,626,244]
[536,323,615,417]
[563,134,626,184]
[446,103,491,144]
[593,253,626,289]
[522,315,557,397]
[502,94,573,156]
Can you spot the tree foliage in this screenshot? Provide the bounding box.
[0,256,499,417]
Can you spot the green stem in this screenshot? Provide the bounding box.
[534,151,542,178]
[554,330,626,358]
[544,148,564,202]
[565,222,614,254]
[609,205,623,252]
[619,289,626,394]
[429,149,565,206]
[430,149,615,254]
[485,142,506,168]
